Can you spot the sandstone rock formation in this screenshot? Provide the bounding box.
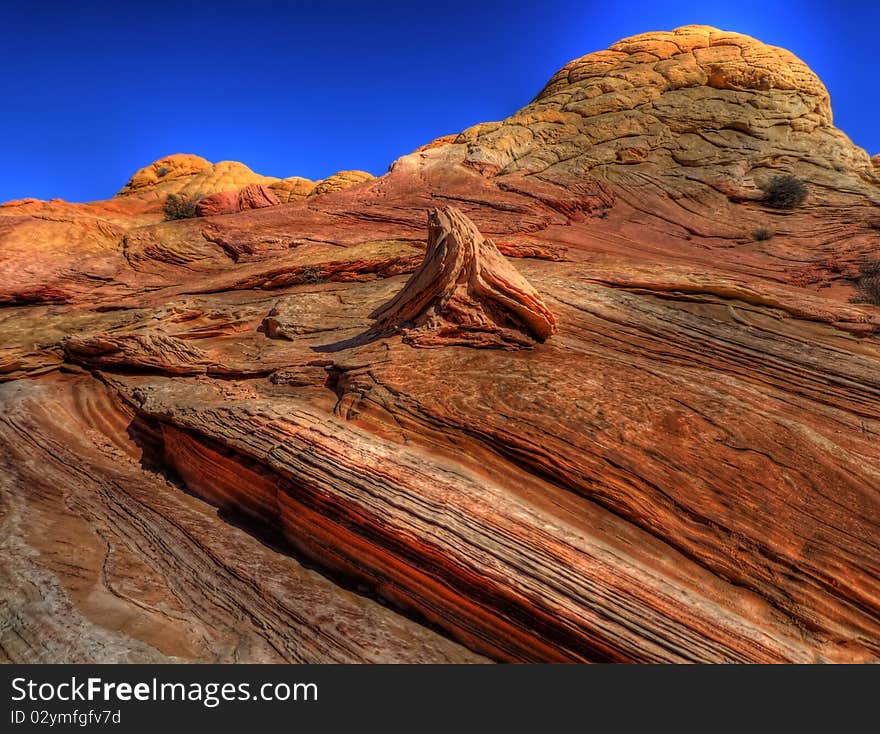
[370,207,557,347]
[193,189,240,217]
[117,154,280,200]
[238,182,282,211]
[116,153,374,206]
[310,170,375,196]
[1,26,878,663]
[269,176,316,203]
[195,183,281,217]
[453,25,877,200]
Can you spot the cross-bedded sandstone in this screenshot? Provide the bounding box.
[1,26,878,663]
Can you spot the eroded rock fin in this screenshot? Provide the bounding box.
[370,207,557,349]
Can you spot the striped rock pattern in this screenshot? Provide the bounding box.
[1,26,878,663]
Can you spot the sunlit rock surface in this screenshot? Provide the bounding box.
[1,26,878,663]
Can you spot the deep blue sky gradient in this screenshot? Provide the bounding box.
[2,0,878,202]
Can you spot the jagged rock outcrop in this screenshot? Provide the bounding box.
[1,26,879,664]
[195,183,281,217]
[370,207,557,348]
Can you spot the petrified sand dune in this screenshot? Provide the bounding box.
[1,26,878,663]
[370,207,557,348]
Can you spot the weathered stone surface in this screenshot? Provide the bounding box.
[450,25,878,201]
[1,26,878,663]
[112,153,373,210]
[117,154,283,201]
[269,176,315,203]
[370,207,557,348]
[63,332,213,374]
[0,376,486,663]
[238,183,281,210]
[310,169,375,196]
[195,184,281,217]
[118,153,214,194]
[194,189,240,217]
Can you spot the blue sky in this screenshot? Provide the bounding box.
[1,1,877,202]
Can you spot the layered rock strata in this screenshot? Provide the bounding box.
[195,184,282,217]
[370,207,557,348]
[1,26,878,663]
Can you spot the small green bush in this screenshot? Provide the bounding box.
[752,226,773,241]
[854,259,880,305]
[163,193,199,220]
[156,165,170,177]
[760,174,808,209]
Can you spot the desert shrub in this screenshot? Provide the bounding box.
[163,193,199,220]
[298,267,323,285]
[760,174,808,209]
[854,259,880,305]
[752,226,773,241]
[156,165,170,177]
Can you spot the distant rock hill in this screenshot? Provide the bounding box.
[419,25,877,203]
[116,152,374,203]
[1,27,878,664]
